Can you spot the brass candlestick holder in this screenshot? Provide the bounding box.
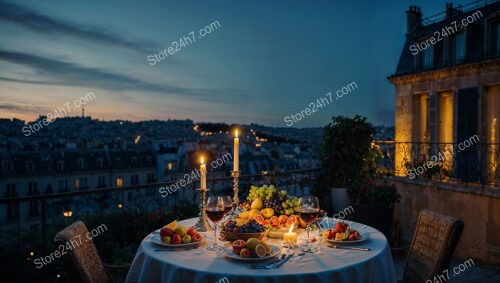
[194,186,212,232]
[227,170,241,218]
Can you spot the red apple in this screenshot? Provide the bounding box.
[192,233,203,242]
[160,227,174,237]
[187,227,198,236]
[172,233,182,244]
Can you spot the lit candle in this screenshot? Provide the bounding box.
[234,129,239,172]
[200,156,206,190]
[283,223,297,246]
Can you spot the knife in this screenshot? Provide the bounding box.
[274,253,292,268]
[330,245,371,251]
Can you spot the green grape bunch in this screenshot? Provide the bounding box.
[247,185,300,216]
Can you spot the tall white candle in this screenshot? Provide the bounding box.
[200,156,206,190]
[234,129,239,172]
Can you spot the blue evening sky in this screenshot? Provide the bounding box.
[0,0,460,127]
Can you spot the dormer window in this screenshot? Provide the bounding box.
[450,32,465,64]
[2,161,13,172]
[26,161,34,173]
[492,21,500,57]
[57,160,64,171]
[97,158,104,169]
[131,157,138,166]
[77,158,85,169]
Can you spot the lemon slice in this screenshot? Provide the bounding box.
[335,233,345,241]
[254,244,267,258]
[165,220,177,229]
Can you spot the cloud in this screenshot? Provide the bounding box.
[0,103,40,112]
[0,49,242,101]
[0,1,157,53]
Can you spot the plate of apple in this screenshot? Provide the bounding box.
[151,221,205,247]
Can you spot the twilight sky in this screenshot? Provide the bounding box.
[0,0,459,127]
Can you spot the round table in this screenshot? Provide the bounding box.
[125,217,397,283]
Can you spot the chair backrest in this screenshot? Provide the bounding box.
[54,221,110,283]
[403,209,464,283]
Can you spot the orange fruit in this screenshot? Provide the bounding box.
[335,233,345,241]
[165,220,177,229]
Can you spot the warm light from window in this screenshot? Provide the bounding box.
[63,210,73,217]
[167,162,173,170]
[118,203,123,208]
[134,135,141,144]
[116,178,123,187]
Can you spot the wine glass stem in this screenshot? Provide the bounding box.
[213,224,217,247]
[307,224,310,243]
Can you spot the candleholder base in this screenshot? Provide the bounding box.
[194,187,213,232]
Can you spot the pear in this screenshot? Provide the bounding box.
[251,198,263,210]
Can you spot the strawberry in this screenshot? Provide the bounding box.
[331,222,345,234]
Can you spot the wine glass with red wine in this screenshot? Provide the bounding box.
[206,196,227,251]
[298,196,320,253]
[223,196,233,216]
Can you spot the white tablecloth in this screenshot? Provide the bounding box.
[125,218,396,283]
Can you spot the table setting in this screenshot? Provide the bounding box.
[125,130,396,283]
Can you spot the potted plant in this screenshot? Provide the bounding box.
[347,180,400,240]
[314,115,378,212]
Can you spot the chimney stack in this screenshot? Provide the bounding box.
[406,5,422,33]
[446,3,462,18]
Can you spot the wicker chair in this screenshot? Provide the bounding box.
[402,209,464,283]
[54,221,129,283]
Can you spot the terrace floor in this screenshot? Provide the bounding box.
[393,254,500,282]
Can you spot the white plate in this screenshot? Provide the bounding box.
[223,245,281,262]
[150,235,205,248]
[323,232,369,244]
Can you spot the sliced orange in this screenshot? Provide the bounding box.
[254,244,267,258]
[335,232,345,241]
[165,220,177,229]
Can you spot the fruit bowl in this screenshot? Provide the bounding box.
[221,231,267,241]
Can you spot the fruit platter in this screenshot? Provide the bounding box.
[322,221,367,244]
[223,238,280,262]
[236,185,307,238]
[151,220,205,247]
[221,219,267,241]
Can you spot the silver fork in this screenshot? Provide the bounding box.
[248,254,285,269]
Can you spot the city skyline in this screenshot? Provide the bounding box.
[1,0,455,127]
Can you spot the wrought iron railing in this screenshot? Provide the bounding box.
[375,141,500,186]
[0,168,319,255]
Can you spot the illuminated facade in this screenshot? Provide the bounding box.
[389,2,500,185]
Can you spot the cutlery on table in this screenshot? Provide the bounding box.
[274,253,293,269]
[330,245,371,251]
[248,254,285,269]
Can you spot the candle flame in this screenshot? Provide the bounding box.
[288,223,294,233]
[200,156,205,164]
[235,129,239,138]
